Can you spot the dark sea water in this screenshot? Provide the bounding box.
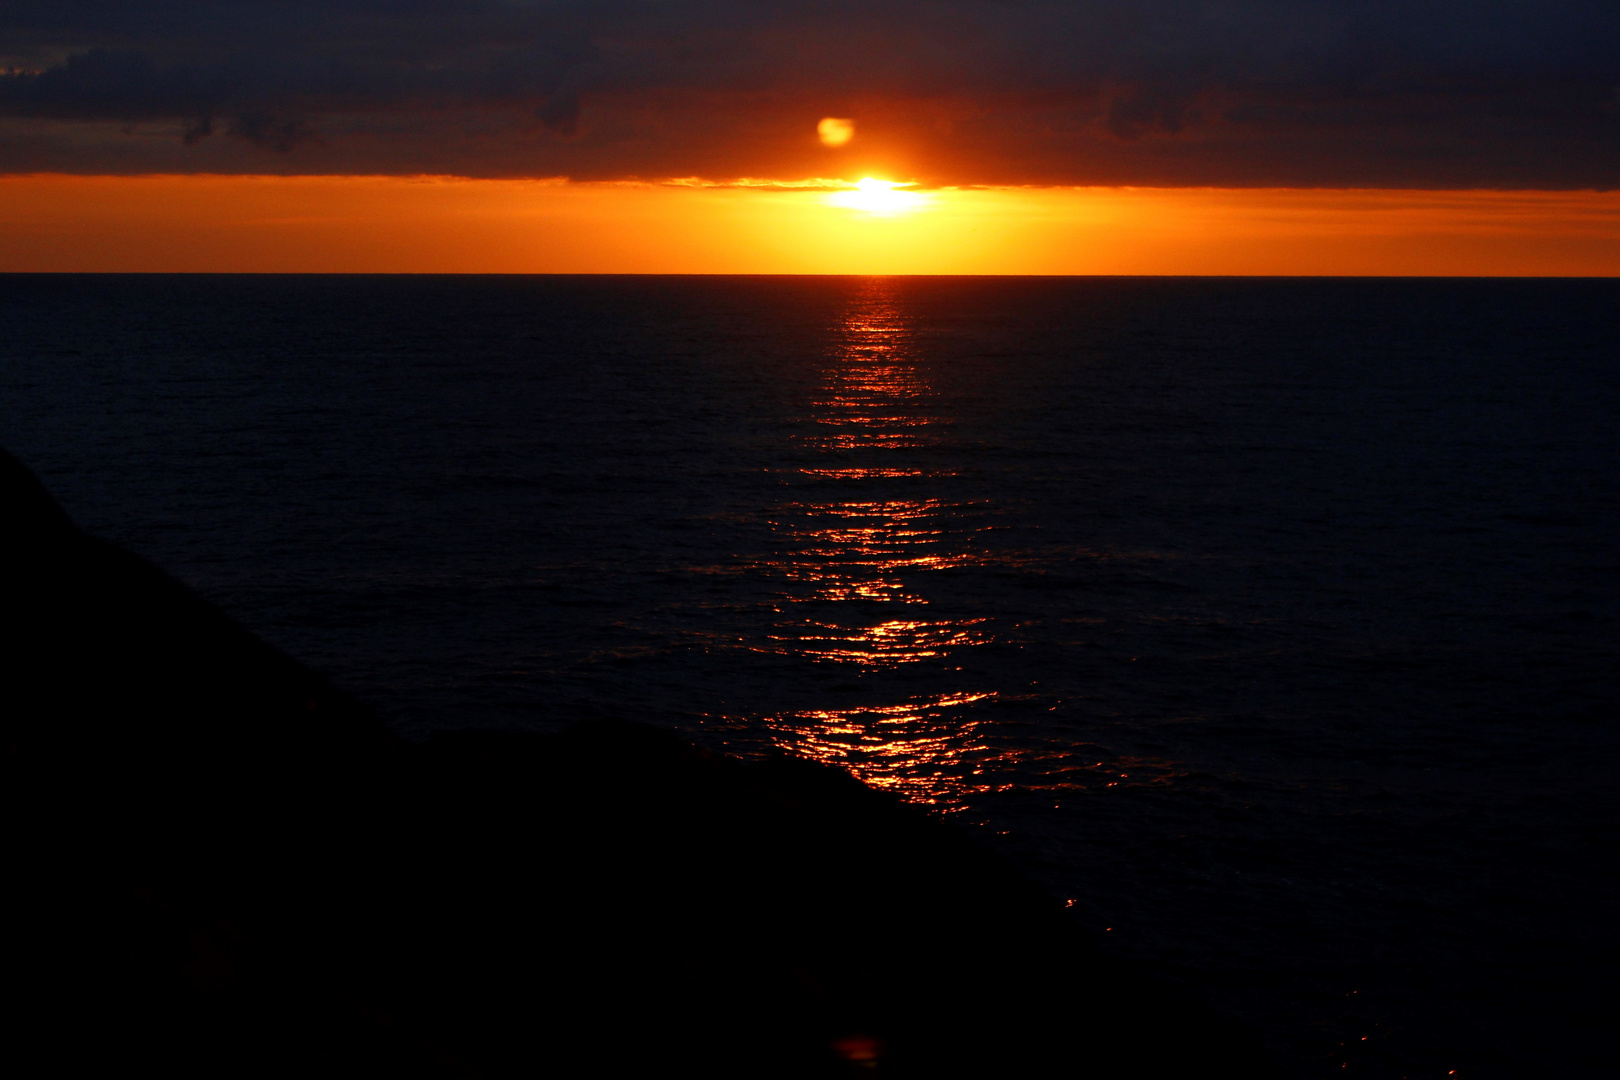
[3,274,1617,1078]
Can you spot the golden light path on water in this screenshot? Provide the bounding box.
[697,280,1191,807]
[748,281,1003,805]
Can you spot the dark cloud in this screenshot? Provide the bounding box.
[0,0,1616,186]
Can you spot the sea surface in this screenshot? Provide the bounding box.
[3,274,1617,1078]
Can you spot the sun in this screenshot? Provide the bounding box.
[826,178,930,215]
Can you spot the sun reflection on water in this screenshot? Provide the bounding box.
[747,280,1001,805]
[772,617,993,668]
[771,692,999,803]
[690,281,1192,808]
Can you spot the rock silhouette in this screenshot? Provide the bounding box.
[5,446,1271,1077]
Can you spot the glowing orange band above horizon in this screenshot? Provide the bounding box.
[1,174,1618,276]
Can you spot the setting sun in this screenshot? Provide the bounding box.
[826,178,930,215]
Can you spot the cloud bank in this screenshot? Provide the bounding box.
[1,1,1617,186]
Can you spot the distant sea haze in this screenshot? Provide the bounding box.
[4,273,1616,1079]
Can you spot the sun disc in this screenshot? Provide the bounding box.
[825,177,930,215]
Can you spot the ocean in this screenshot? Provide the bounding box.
[3,273,1616,1078]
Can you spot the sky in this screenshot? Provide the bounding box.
[3,1,1618,273]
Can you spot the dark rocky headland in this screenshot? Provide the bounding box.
[6,447,1272,1077]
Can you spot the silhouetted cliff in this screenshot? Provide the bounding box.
[5,447,1271,1077]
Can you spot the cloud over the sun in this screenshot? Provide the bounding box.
[1,0,1617,186]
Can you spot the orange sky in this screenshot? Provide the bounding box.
[3,174,1618,275]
